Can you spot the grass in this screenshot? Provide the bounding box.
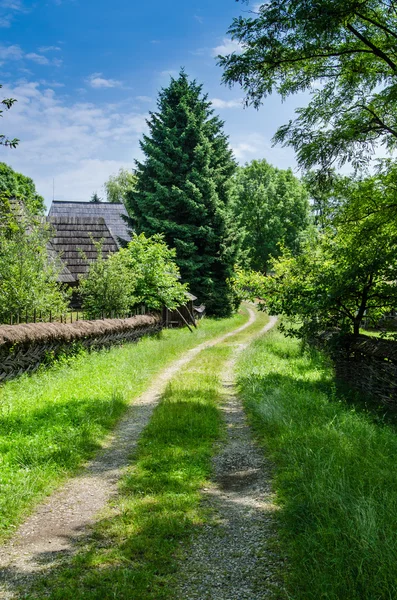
[0,309,248,541]
[20,309,269,600]
[236,327,397,600]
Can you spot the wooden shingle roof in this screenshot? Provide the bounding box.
[48,201,131,246]
[48,216,118,281]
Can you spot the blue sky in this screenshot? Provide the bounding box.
[0,0,303,208]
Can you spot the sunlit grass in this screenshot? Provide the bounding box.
[0,310,248,540]
[237,328,397,600]
[22,309,269,599]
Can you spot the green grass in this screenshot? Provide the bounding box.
[0,310,248,540]
[21,309,269,600]
[237,327,397,600]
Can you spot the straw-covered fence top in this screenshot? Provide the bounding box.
[0,314,160,348]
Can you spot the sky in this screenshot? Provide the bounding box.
[0,0,305,209]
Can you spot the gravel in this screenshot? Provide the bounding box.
[175,317,286,600]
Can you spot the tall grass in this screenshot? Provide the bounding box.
[237,328,397,599]
[0,311,247,539]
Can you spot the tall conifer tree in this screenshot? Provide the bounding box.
[126,71,239,316]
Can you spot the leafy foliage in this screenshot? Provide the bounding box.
[0,196,69,323]
[79,244,134,319]
[263,166,397,337]
[303,170,342,231]
[0,163,45,214]
[230,159,310,272]
[104,168,137,204]
[126,71,239,316]
[229,268,267,305]
[122,233,188,310]
[220,0,397,169]
[80,233,188,318]
[0,88,18,149]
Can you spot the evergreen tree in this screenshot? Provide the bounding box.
[90,192,102,203]
[126,71,238,316]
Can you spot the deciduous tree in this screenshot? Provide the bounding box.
[0,196,68,323]
[263,167,397,337]
[80,233,188,318]
[104,168,137,204]
[220,0,397,169]
[230,159,309,273]
[0,163,44,214]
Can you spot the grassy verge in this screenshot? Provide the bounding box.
[237,327,397,600]
[0,310,249,540]
[23,310,269,599]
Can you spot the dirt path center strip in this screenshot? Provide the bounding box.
[175,316,283,599]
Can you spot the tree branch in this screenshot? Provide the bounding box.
[347,23,397,71]
[354,11,397,40]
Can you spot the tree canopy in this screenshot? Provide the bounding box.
[260,166,397,337]
[0,196,68,323]
[126,70,239,316]
[230,159,309,273]
[80,233,188,319]
[0,163,45,214]
[220,0,397,169]
[104,168,137,204]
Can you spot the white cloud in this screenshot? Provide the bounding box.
[0,0,28,28]
[0,44,23,60]
[211,38,243,57]
[211,98,243,109]
[0,0,25,9]
[1,80,149,205]
[0,45,62,66]
[194,14,203,24]
[38,46,61,53]
[87,73,121,89]
[0,15,11,27]
[230,133,271,161]
[26,52,50,65]
[230,132,297,168]
[136,95,152,103]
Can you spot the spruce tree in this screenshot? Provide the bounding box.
[126,71,238,316]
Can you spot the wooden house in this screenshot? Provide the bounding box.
[48,201,131,248]
[48,216,119,286]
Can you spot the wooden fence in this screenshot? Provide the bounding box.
[2,305,148,326]
[318,333,397,407]
[0,314,161,382]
